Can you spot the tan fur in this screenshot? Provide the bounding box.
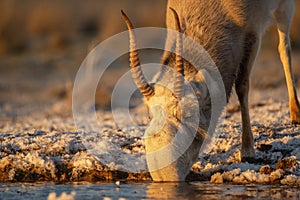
[129,0,300,181]
[163,0,300,161]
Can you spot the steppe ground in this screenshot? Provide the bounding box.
[0,1,300,184]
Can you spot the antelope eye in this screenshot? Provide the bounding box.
[145,104,153,120]
[148,111,153,120]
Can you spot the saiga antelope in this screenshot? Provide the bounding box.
[121,0,300,182]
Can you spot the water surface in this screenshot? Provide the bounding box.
[1,182,299,200]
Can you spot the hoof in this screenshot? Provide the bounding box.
[241,146,255,163]
[290,102,300,124]
[290,111,300,124]
[241,156,256,163]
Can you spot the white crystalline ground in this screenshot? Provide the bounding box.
[199,100,300,185]
[0,100,300,185]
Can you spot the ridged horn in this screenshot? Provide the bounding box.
[169,7,184,99]
[121,10,155,98]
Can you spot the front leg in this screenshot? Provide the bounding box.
[235,33,261,162]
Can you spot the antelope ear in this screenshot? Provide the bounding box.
[195,70,206,82]
[196,127,206,142]
[195,70,209,97]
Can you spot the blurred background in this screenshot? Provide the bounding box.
[0,0,299,117]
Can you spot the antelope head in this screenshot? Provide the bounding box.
[121,9,206,182]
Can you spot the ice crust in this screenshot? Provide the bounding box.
[0,100,300,184]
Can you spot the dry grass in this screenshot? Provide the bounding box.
[0,0,167,54]
[26,2,74,36]
[1,1,298,55]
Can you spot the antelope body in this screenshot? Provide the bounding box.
[122,0,300,182]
